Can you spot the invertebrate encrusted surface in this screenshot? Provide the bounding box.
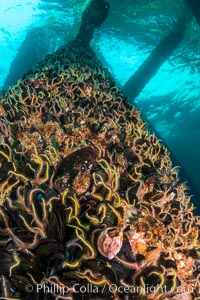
[0,44,199,299]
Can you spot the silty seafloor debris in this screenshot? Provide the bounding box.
[0,43,199,300]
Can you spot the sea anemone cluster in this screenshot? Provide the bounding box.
[0,44,199,300]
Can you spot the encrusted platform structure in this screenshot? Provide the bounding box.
[0,44,199,300]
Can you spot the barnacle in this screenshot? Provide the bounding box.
[0,44,199,300]
[97,227,123,259]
